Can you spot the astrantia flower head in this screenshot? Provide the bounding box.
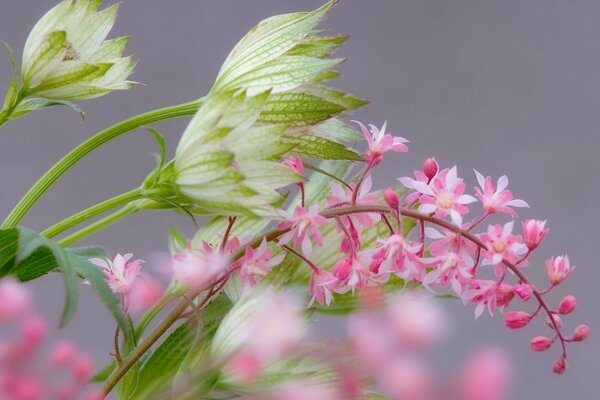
[22,0,135,100]
[353,120,408,166]
[474,171,529,217]
[89,253,143,295]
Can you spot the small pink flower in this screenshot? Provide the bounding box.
[0,278,31,322]
[332,255,371,293]
[572,325,589,342]
[425,225,478,260]
[383,189,399,210]
[353,120,409,166]
[503,311,531,329]
[72,354,93,384]
[128,276,164,316]
[522,219,549,250]
[171,245,229,292]
[422,252,473,296]
[367,234,422,282]
[89,253,143,295]
[557,295,576,315]
[240,239,285,288]
[51,341,76,367]
[277,205,327,256]
[479,222,528,273]
[546,255,574,285]
[461,279,501,318]
[400,166,477,226]
[459,348,513,400]
[530,336,554,351]
[308,269,338,307]
[474,171,529,217]
[281,156,305,177]
[513,283,534,302]
[327,175,379,228]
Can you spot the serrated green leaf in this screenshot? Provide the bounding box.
[283,132,362,161]
[286,35,348,58]
[12,97,85,120]
[258,91,345,126]
[304,85,369,110]
[214,2,334,93]
[2,41,19,109]
[312,118,362,143]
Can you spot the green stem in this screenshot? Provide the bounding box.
[0,90,27,127]
[2,98,204,229]
[41,188,143,239]
[58,203,138,247]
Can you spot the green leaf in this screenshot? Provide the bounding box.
[214,2,334,93]
[0,228,125,328]
[283,132,362,161]
[22,30,67,88]
[133,324,192,399]
[304,85,369,110]
[2,41,19,109]
[90,362,115,383]
[12,97,85,120]
[258,91,345,127]
[142,127,168,189]
[286,35,348,58]
[33,62,111,92]
[312,118,362,143]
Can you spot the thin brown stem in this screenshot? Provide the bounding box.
[282,245,320,273]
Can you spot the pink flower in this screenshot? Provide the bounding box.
[479,222,528,273]
[0,278,31,322]
[530,336,554,352]
[353,120,409,166]
[171,245,229,292]
[546,255,574,285]
[128,276,164,316]
[503,311,531,329]
[240,239,285,288]
[308,269,338,307]
[558,295,576,315]
[332,255,371,293]
[459,348,513,400]
[327,175,379,227]
[422,252,473,296]
[424,226,478,260]
[89,253,143,295]
[553,356,567,374]
[367,234,422,282]
[513,283,533,302]
[522,219,549,250]
[400,166,477,226]
[281,156,305,177]
[461,279,501,318]
[474,171,529,217]
[277,205,327,256]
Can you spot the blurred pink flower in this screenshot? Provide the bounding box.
[459,348,513,400]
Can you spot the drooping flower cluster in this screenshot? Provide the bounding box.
[0,279,101,400]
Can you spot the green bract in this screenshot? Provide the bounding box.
[21,0,135,100]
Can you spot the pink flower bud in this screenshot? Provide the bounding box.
[0,278,31,322]
[522,219,548,250]
[282,156,305,177]
[546,255,574,286]
[546,314,563,329]
[51,340,76,367]
[22,314,47,348]
[503,311,531,329]
[552,356,567,374]
[513,283,533,302]
[72,354,93,384]
[383,189,399,210]
[496,283,515,308]
[86,391,106,400]
[558,295,576,315]
[423,157,439,181]
[572,324,589,342]
[530,336,553,351]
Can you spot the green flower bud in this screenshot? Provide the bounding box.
[21,0,135,101]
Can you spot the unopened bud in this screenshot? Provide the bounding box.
[384,189,399,210]
[423,157,439,181]
[513,283,533,302]
[572,324,589,342]
[530,336,554,352]
[546,314,563,330]
[503,311,531,329]
[552,356,567,374]
[558,295,576,315]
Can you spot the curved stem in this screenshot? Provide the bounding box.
[41,188,143,238]
[100,204,563,395]
[58,203,138,247]
[2,98,204,229]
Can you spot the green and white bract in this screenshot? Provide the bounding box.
[21,0,135,101]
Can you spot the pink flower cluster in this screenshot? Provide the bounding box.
[0,279,101,400]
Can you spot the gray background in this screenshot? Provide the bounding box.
[1,1,598,398]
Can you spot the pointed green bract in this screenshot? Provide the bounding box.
[21,0,135,101]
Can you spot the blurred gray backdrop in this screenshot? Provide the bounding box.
[1,1,598,398]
